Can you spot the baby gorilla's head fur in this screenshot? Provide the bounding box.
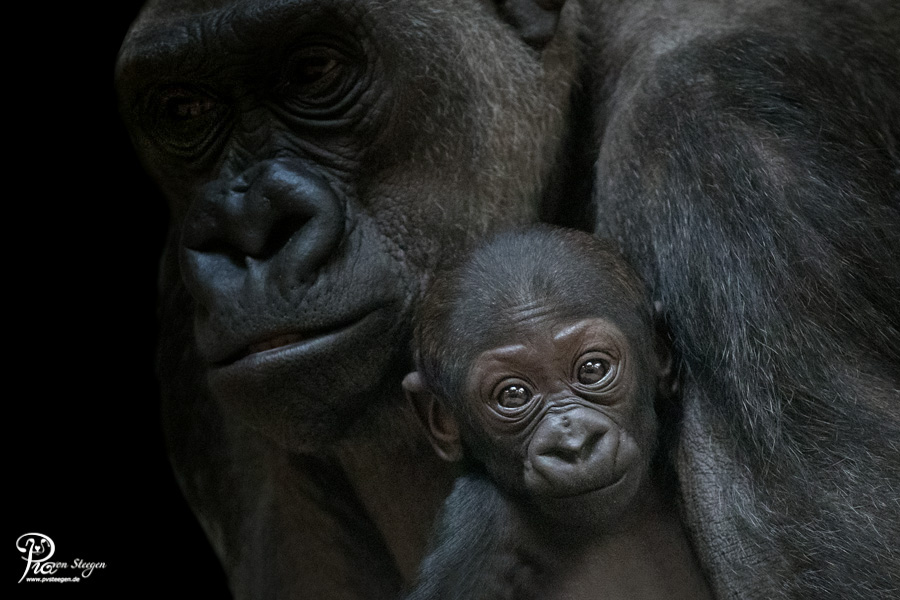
[405,226,676,528]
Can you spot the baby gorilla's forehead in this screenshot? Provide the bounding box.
[467,317,632,388]
[480,317,627,360]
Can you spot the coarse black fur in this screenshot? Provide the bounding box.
[406,474,541,600]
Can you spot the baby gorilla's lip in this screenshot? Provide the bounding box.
[523,451,623,498]
[546,470,627,499]
[524,418,622,497]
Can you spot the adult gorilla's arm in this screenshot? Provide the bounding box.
[405,475,536,600]
[587,3,900,599]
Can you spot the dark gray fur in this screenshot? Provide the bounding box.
[584,2,900,598]
[116,0,900,598]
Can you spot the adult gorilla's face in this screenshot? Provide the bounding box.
[116,0,579,451]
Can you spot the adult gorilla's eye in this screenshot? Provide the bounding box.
[577,358,611,385]
[291,53,339,90]
[147,86,229,158]
[166,94,216,119]
[279,44,362,116]
[497,385,532,409]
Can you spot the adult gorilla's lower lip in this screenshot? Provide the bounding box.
[205,305,401,449]
[216,308,386,370]
[245,333,311,356]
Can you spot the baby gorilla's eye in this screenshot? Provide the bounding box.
[497,385,532,408]
[578,359,610,385]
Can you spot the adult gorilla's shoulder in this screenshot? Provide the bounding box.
[587,2,899,598]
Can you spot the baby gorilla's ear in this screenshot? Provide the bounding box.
[402,372,463,462]
[652,301,679,399]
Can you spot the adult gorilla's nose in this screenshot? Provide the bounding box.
[180,158,345,303]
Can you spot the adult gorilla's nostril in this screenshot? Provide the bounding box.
[183,159,343,260]
[253,159,345,271]
[180,159,346,301]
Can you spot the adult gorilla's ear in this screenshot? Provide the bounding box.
[496,0,568,50]
[652,301,679,400]
[403,372,463,462]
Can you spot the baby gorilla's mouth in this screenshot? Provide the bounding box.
[522,449,623,498]
[547,470,627,499]
[523,409,622,497]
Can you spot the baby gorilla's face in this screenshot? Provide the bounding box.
[463,317,661,525]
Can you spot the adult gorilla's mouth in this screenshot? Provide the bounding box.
[246,333,312,355]
[213,305,390,369]
[202,301,405,450]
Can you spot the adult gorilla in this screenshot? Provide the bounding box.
[116,1,899,599]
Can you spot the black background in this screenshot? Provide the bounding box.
[13,3,230,597]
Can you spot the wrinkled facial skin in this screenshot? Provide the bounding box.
[463,317,661,524]
[115,0,577,451]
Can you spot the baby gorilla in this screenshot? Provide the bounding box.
[403,227,711,600]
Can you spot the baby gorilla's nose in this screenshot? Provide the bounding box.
[525,406,618,496]
[533,410,608,464]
